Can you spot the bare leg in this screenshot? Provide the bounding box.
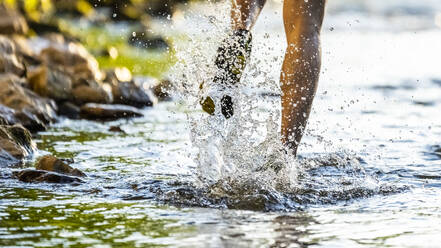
[280,0,326,156]
[231,0,267,30]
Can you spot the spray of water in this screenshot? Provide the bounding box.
[163,2,406,209]
[169,2,298,193]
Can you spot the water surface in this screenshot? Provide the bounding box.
[1,0,441,247]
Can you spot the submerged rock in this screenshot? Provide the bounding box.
[35,155,86,177]
[0,124,35,166]
[0,35,25,76]
[0,5,28,35]
[0,73,57,131]
[109,126,125,133]
[80,103,143,120]
[13,169,84,184]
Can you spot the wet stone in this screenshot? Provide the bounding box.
[0,104,17,125]
[13,169,84,184]
[0,5,28,35]
[27,65,73,101]
[39,41,103,82]
[106,69,156,107]
[35,155,86,177]
[57,101,80,119]
[0,73,57,131]
[0,35,26,76]
[80,103,143,121]
[0,124,35,166]
[128,31,169,50]
[112,81,156,107]
[10,35,35,58]
[72,79,112,105]
[108,126,125,133]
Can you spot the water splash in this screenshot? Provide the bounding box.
[169,6,299,193]
[166,2,406,209]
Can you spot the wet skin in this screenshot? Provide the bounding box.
[230,0,326,156]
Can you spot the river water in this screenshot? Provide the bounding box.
[1,0,441,247]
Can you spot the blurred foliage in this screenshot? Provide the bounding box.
[58,19,176,77]
[0,0,177,78]
[2,0,55,21]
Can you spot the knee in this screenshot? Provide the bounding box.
[283,0,326,41]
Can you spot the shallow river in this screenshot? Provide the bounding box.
[1,0,441,247]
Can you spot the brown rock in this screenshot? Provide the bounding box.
[39,41,103,82]
[27,65,73,101]
[0,124,35,166]
[109,125,125,133]
[0,35,25,76]
[6,124,34,152]
[13,169,84,184]
[35,155,86,177]
[80,103,143,120]
[10,35,34,57]
[0,73,57,131]
[72,81,112,104]
[0,5,28,35]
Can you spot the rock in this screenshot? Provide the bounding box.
[57,101,80,119]
[153,79,173,101]
[0,35,25,76]
[128,31,169,50]
[80,103,143,120]
[106,68,155,107]
[35,155,86,177]
[13,169,83,184]
[0,73,57,131]
[0,4,28,35]
[109,126,125,133]
[111,80,157,107]
[0,104,17,125]
[0,124,35,166]
[39,41,103,82]
[10,35,35,58]
[6,124,34,152]
[27,65,73,101]
[72,79,112,104]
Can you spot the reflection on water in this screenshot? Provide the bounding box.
[2,0,441,247]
